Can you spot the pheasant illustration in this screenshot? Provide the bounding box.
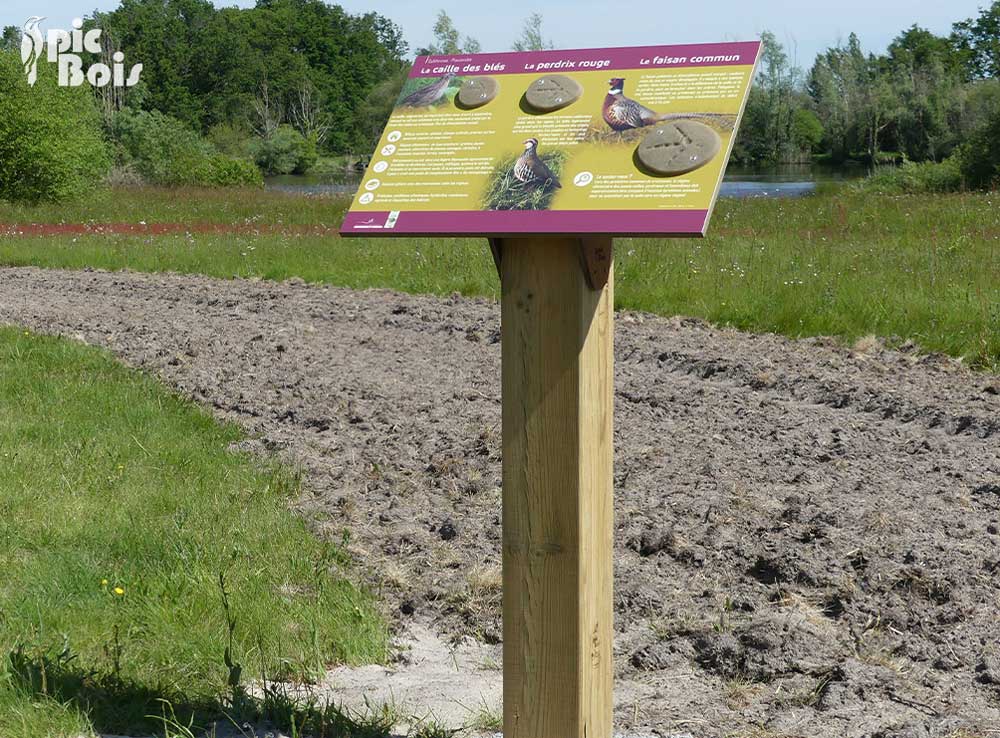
[602,77,736,132]
[21,16,45,87]
[513,138,561,189]
[603,77,665,131]
[399,73,456,107]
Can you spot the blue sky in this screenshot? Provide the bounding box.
[1,0,989,69]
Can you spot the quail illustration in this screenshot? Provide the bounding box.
[513,138,562,189]
[602,77,736,131]
[399,73,456,107]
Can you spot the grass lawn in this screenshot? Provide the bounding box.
[0,186,997,371]
[0,327,387,737]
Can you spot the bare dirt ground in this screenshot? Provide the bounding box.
[1,266,998,738]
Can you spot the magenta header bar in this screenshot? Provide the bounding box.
[340,209,710,237]
[411,41,760,77]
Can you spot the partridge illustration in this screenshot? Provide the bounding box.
[602,77,736,131]
[399,73,456,107]
[513,138,561,189]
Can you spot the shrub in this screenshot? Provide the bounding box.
[294,135,319,175]
[103,163,145,188]
[191,155,263,187]
[308,156,365,180]
[959,114,1000,190]
[0,50,110,203]
[791,109,824,154]
[207,122,254,159]
[252,126,318,176]
[110,108,260,187]
[110,108,213,184]
[859,158,964,194]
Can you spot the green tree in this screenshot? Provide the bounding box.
[884,27,965,160]
[94,0,407,154]
[354,66,410,157]
[889,26,964,73]
[861,67,903,160]
[734,31,813,165]
[757,31,798,161]
[791,108,824,153]
[417,11,481,55]
[960,78,1000,139]
[961,119,1000,188]
[809,34,901,161]
[251,124,316,175]
[952,1,1000,79]
[0,50,110,203]
[808,45,852,160]
[958,86,1000,187]
[512,13,553,51]
[90,0,219,130]
[1,25,19,52]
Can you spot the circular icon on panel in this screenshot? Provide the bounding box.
[359,192,375,205]
[387,130,402,143]
[373,161,389,173]
[573,171,594,187]
[381,144,397,156]
[365,179,381,191]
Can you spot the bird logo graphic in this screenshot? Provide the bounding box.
[21,16,45,86]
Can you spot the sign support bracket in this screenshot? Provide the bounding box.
[489,237,613,291]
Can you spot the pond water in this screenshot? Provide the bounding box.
[720,162,867,198]
[265,163,867,200]
[265,172,362,196]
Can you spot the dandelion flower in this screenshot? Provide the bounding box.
[101,579,108,587]
[113,587,125,596]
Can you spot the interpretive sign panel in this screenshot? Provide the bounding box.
[341,41,761,237]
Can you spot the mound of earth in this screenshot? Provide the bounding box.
[1,266,998,737]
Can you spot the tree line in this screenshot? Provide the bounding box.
[2,1,998,203]
[735,4,1000,171]
[93,0,404,154]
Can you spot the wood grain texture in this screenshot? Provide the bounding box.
[578,237,613,290]
[500,238,614,738]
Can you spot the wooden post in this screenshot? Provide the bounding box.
[498,237,614,738]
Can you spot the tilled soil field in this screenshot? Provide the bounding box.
[1,266,998,738]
